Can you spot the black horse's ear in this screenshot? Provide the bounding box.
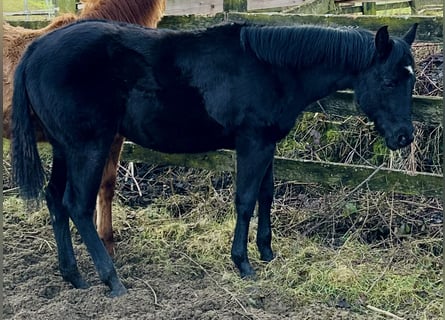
[375,26,392,59]
[402,23,418,46]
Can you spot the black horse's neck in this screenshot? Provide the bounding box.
[240,25,376,73]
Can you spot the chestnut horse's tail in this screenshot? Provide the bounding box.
[11,52,45,200]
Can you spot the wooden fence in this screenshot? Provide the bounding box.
[5,8,443,198]
[6,0,442,18]
[334,0,415,15]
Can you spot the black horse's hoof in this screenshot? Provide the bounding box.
[241,272,258,281]
[260,249,274,262]
[238,262,257,280]
[108,285,128,298]
[62,269,89,289]
[74,279,90,290]
[107,277,128,297]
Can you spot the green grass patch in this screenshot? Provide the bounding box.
[4,0,56,21]
[4,0,51,12]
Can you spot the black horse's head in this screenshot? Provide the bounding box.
[354,24,418,151]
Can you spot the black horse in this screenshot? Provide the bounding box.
[12,20,417,296]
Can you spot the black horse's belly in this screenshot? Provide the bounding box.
[148,115,235,153]
[123,117,235,153]
[120,96,236,153]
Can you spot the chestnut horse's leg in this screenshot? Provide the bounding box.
[95,134,125,255]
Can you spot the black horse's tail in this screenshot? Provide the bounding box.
[11,54,46,200]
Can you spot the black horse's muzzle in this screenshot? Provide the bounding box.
[384,126,414,151]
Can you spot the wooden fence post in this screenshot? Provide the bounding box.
[362,2,377,14]
[410,0,418,14]
[224,0,247,12]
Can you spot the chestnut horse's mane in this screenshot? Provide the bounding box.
[80,0,165,26]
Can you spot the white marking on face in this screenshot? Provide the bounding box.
[405,65,414,75]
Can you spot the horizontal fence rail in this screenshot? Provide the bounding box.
[3,137,441,198]
[3,9,58,17]
[334,0,415,15]
[120,145,442,198]
[309,91,443,125]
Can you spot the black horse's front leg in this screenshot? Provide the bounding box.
[232,192,257,278]
[231,136,275,278]
[256,162,274,262]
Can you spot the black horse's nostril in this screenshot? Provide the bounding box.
[398,134,413,147]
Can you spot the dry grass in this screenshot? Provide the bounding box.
[413,43,443,97]
[107,166,443,319]
[92,156,442,316]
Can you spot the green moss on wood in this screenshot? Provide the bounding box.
[119,144,442,198]
[158,14,225,30]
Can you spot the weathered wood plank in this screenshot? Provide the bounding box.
[159,13,225,29]
[247,0,307,11]
[119,144,442,197]
[337,1,414,15]
[308,92,443,125]
[76,0,224,16]
[3,9,57,17]
[165,0,224,16]
[273,155,442,197]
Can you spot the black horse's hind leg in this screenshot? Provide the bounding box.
[46,149,88,289]
[63,146,127,297]
[231,137,275,278]
[256,162,274,262]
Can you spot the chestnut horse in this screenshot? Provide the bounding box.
[3,0,166,253]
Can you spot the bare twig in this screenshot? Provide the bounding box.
[119,162,143,197]
[131,276,162,307]
[366,304,406,320]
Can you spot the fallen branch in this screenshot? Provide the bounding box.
[366,304,405,320]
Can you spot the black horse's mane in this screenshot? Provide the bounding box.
[240,25,376,72]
